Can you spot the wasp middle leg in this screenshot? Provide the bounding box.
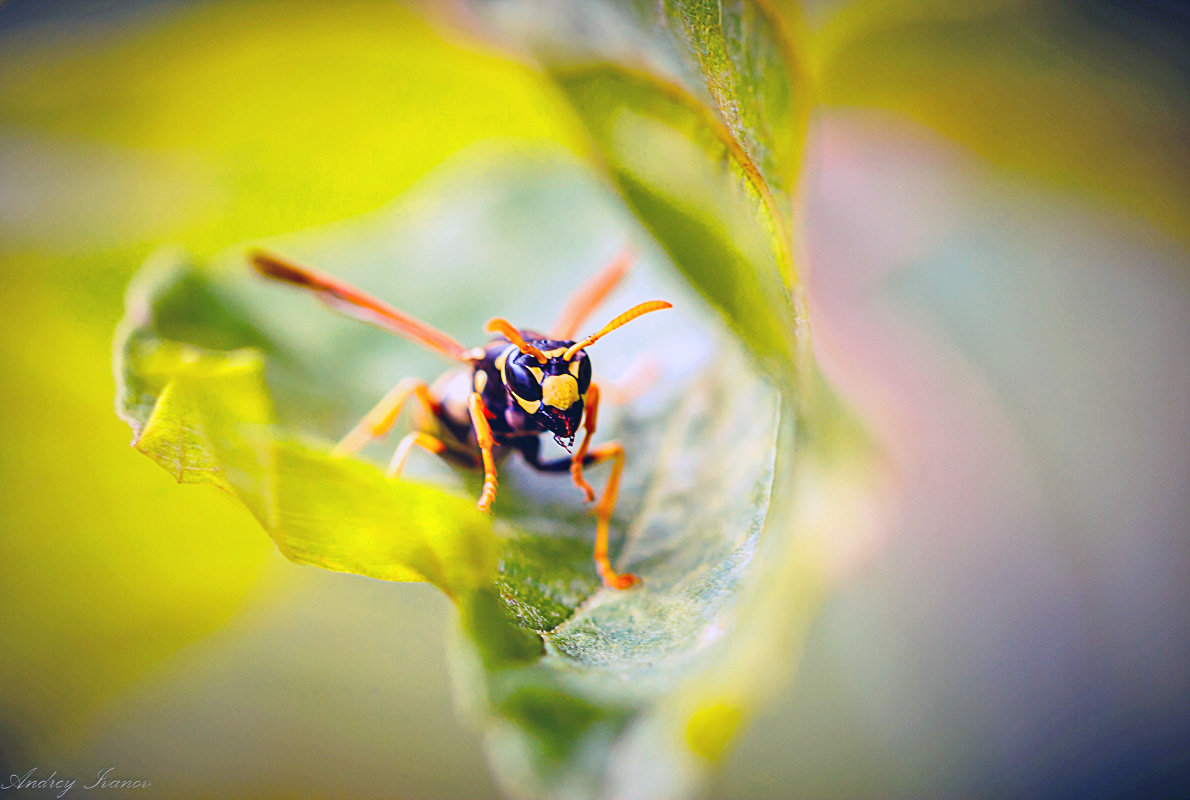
[333,377,440,457]
[584,442,638,589]
[468,392,500,512]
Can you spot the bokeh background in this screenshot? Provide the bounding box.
[1,1,1187,798]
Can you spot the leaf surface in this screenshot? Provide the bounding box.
[114,153,817,798]
[117,0,826,793]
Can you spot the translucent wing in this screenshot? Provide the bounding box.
[551,248,634,340]
[251,250,470,362]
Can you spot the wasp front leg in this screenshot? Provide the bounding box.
[468,392,499,512]
[333,378,440,457]
[571,382,602,502]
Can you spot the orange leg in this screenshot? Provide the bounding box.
[387,431,447,477]
[585,442,639,590]
[468,392,499,512]
[551,248,634,340]
[333,378,439,457]
[571,382,601,502]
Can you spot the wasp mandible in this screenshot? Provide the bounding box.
[250,250,671,589]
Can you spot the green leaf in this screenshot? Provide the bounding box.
[117,258,499,596]
[410,6,838,790]
[454,0,812,374]
[114,152,834,799]
[472,353,782,795]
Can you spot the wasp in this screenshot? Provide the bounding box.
[250,250,671,589]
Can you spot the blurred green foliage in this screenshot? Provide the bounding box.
[811,0,1190,244]
[0,0,571,757]
[457,0,812,370]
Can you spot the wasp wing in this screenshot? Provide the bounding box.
[551,248,634,340]
[250,250,470,363]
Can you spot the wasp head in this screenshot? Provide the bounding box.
[499,340,592,446]
[486,299,670,447]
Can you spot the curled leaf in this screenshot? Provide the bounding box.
[114,154,812,799]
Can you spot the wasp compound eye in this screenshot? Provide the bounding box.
[570,353,592,394]
[505,358,542,402]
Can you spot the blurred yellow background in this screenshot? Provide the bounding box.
[1,1,577,793]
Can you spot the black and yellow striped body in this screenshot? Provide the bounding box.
[431,330,592,466]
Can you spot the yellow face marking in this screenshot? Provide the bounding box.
[542,347,567,358]
[568,361,581,378]
[528,365,544,382]
[542,374,579,410]
[495,345,515,374]
[514,396,541,415]
[495,345,516,385]
[473,370,488,394]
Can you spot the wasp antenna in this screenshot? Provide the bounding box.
[485,318,548,363]
[562,300,672,360]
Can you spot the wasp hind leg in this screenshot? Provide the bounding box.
[387,431,448,478]
[333,378,440,457]
[600,355,661,405]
